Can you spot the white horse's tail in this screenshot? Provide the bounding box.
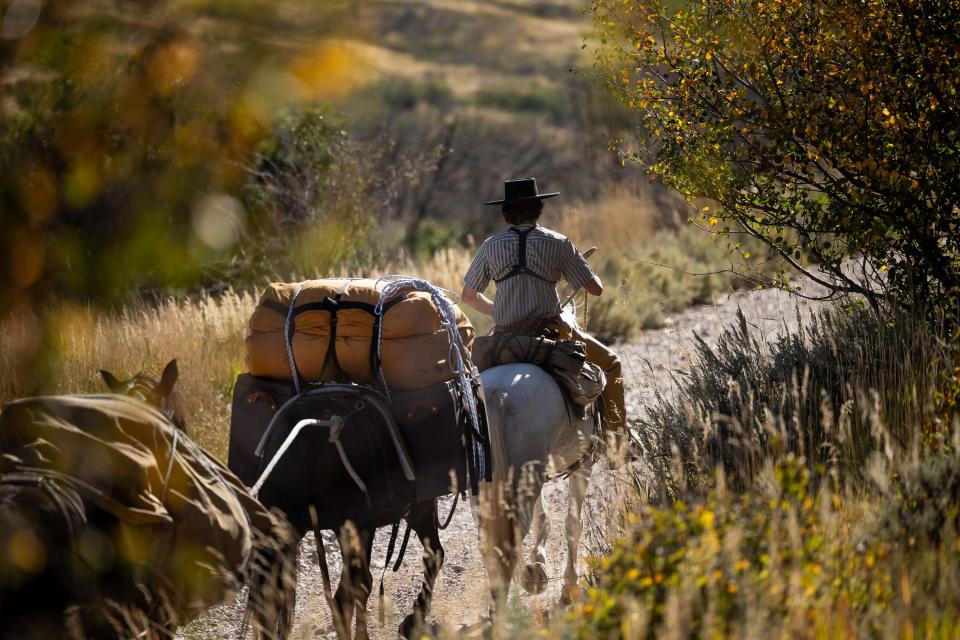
[476,386,523,598]
[482,384,510,486]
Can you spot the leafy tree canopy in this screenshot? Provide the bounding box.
[592,0,960,308]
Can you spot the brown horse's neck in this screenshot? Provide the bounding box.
[126,375,188,434]
[163,394,188,433]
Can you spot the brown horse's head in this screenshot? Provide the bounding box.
[100,359,187,433]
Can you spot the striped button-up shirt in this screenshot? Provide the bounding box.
[463,224,596,328]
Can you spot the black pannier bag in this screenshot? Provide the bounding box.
[229,373,297,486]
[390,380,470,499]
[229,374,476,525]
[251,383,418,530]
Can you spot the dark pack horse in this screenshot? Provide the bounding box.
[0,360,297,639]
[229,278,492,640]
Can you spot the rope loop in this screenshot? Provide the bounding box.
[374,275,487,486]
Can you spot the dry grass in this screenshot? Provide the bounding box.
[562,307,960,640]
[412,307,960,640]
[557,185,661,254]
[0,248,499,459]
[0,292,256,458]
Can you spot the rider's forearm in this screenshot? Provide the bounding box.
[461,286,495,316]
[585,277,603,296]
[467,293,494,316]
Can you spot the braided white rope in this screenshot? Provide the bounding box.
[374,275,486,482]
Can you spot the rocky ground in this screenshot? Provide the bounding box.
[181,280,830,639]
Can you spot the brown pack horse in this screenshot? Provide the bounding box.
[0,360,297,639]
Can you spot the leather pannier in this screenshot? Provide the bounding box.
[228,373,298,486]
[390,380,470,499]
[229,374,471,511]
[253,384,418,530]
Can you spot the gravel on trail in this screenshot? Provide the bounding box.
[180,281,829,639]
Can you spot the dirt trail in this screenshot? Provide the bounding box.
[181,282,827,639]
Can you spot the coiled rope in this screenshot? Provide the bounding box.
[374,275,487,485]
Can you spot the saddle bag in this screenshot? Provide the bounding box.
[229,373,298,486]
[390,380,470,499]
[472,333,605,412]
[229,374,481,523]
[252,383,418,530]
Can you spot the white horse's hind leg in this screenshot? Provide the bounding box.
[521,495,549,595]
[561,461,591,605]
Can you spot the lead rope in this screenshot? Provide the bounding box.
[437,492,460,530]
[327,412,373,510]
[377,518,405,625]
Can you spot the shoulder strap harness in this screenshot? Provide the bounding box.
[494,226,558,284]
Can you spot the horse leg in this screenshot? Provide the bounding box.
[333,522,370,640]
[315,528,350,640]
[561,462,591,605]
[479,466,543,616]
[332,542,355,639]
[521,494,549,595]
[399,500,444,639]
[352,530,375,640]
[477,481,514,614]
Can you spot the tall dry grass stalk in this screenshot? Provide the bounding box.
[557,186,661,254]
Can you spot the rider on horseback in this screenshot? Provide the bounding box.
[461,177,626,435]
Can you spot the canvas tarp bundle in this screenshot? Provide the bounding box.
[472,333,606,410]
[0,394,283,621]
[246,278,475,390]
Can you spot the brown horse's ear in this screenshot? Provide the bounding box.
[157,359,179,397]
[101,369,123,393]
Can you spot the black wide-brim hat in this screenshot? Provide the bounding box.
[484,177,559,206]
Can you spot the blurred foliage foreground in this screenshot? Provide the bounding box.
[0,0,376,309]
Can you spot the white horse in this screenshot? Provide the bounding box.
[471,307,601,608]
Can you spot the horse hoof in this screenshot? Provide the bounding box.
[398,614,417,639]
[559,584,579,606]
[522,562,548,595]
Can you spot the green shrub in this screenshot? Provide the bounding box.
[372,77,454,111]
[411,218,461,258]
[474,86,576,125]
[881,454,960,547]
[595,0,960,310]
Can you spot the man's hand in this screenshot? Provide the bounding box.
[461,285,494,316]
[585,276,603,296]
